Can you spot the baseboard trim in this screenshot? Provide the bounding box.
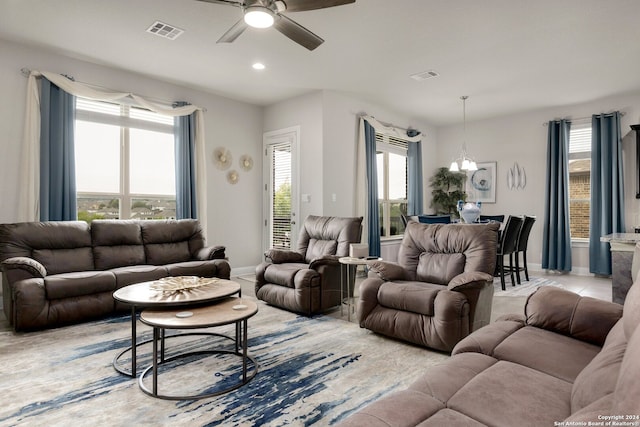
[231,266,256,277]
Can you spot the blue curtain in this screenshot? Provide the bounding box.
[542,120,572,271]
[590,112,625,275]
[407,140,423,216]
[364,119,380,257]
[39,78,77,221]
[174,104,197,219]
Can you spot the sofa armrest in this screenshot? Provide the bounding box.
[525,286,623,346]
[447,271,494,291]
[264,249,305,264]
[308,255,340,270]
[196,245,226,260]
[1,257,47,278]
[367,260,410,281]
[357,277,385,325]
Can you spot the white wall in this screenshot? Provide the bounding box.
[263,91,324,221]
[264,90,437,261]
[0,39,264,271]
[436,91,640,273]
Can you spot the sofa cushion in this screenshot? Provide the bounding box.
[612,324,640,416]
[452,319,525,356]
[408,353,497,403]
[0,221,94,275]
[337,389,445,427]
[94,245,146,270]
[525,286,623,346]
[110,265,169,289]
[305,239,338,262]
[416,252,465,284]
[91,220,146,270]
[377,281,443,316]
[264,263,310,288]
[145,241,192,265]
[570,320,626,413]
[447,360,572,427]
[33,247,94,275]
[44,271,116,299]
[492,326,601,382]
[140,219,205,257]
[91,220,142,246]
[165,260,228,278]
[623,279,640,340]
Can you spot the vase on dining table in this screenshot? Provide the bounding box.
[457,200,482,224]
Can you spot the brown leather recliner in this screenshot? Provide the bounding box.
[358,221,499,352]
[255,215,363,315]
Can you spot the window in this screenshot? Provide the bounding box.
[75,98,176,222]
[568,123,591,240]
[376,133,408,238]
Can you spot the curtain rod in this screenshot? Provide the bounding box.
[358,113,421,137]
[543,111,625,126]
[19,67,200,111]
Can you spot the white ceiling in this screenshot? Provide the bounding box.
[2,0,640,125]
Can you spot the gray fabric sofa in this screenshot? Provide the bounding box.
[338,280,640,427]
[359,222,499,352]
[0,219,230,331]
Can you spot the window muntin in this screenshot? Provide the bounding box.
[75,98,176,222]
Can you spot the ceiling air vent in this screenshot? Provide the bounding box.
[146,21,184,40]
[410,70,440,82]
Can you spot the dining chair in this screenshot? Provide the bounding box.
[496,215,524,291]
[479,214,505,223]
[418,214,451,224]
[514,215,536,284]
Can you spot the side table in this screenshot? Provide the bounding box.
[338,257,380,322]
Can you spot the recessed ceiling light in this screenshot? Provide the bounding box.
[252,63,266,70]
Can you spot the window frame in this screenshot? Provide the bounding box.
[376,133,408,240]
[75,98,177,221]
[568,122,591,243]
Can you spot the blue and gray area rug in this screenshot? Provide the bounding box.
[0,299,447,426]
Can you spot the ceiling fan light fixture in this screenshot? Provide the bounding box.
[244,6,275,28]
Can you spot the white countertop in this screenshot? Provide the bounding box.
[600,233,640,244]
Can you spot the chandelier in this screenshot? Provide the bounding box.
[449,95,477,172]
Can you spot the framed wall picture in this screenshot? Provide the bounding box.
[467,161,497,203]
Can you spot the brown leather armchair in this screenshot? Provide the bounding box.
[255,215,363,315]
[358,221,499,352]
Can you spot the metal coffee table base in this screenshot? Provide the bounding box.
[138,319,257,400]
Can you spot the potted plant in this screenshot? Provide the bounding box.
[429,167,467,217]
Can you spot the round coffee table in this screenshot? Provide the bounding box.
[112,277,241,377]
[138,297,259,400]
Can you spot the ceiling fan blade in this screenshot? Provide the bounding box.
[217,18,249,43]
[280,0,355,12]
[196,0,243,7]
[273,14,324,50]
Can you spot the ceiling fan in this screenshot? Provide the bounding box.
[196,0,356,50]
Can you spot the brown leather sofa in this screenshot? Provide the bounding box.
[0,219,230,331]
[359,221,499,352]
[255,215,363,315]
[339,280,640,427]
